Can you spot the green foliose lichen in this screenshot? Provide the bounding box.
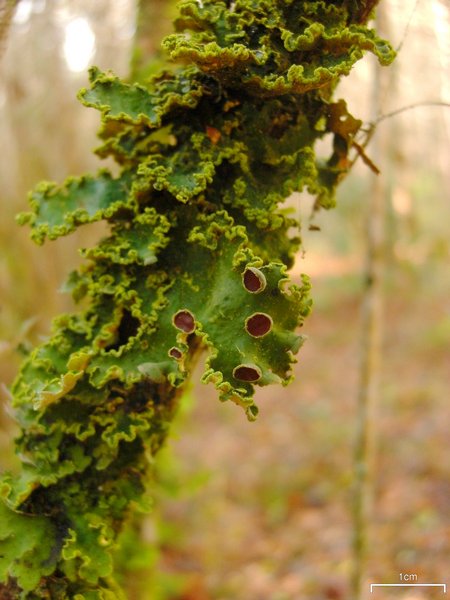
[1,1,394,596]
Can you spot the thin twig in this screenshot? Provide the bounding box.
[396,0,420,53]
[348,100,450,172]
[352,140,381,175]
[375,100,450,124]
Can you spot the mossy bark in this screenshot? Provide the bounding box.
[0,1,394,597]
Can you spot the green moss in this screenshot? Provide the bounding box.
[1,0,394,596]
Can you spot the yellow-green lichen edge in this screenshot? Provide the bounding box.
[1,0,395,597]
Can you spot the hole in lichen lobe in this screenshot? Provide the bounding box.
[245,312,273,337]
[233,363,262,382]
[242,267,266,293]
[168,347,183,360]
[104,309,141,351]
[173,309,195,333]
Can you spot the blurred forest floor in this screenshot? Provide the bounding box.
[145,253,450,600]
[1,1,449,599]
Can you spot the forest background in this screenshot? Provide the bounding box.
[0,1,449,599]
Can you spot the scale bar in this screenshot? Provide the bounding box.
[370,583,447,593]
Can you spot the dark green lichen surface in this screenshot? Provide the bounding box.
[0,1,394,597]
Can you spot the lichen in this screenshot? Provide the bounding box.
[0,1,394,597]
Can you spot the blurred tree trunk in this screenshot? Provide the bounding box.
[131,0,174,81]
[0,0,17,60]
[351,6,392,600]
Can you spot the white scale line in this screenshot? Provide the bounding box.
[370,583,447,593]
